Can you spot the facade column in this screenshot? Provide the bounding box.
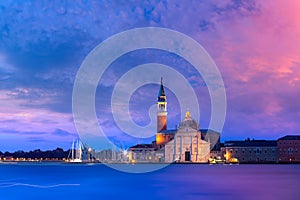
[180,136,182,162]
[196,136,199,161]
[190,136,193,162]
[173,135,176,161]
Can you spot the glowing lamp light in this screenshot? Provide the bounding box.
[156,134,165,145]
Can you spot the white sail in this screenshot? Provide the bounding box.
[67,139,82,163]
[71,139,74,160]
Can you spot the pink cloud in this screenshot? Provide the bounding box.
[0,90,76,135]
[194,0,300,138]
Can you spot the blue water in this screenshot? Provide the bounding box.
[0,163,299,200]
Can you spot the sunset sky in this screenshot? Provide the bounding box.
[0,0,300,151]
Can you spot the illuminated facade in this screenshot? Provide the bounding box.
[164,111,210,163]
[223,139,277,163]
[128,144,157,163]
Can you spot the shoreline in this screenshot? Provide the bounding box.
[1,160,300,165]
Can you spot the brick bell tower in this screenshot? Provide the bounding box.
[157,77,167,132]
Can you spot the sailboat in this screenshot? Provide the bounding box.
[67,139,83,163]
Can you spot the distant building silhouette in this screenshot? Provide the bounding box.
[278,135,300,163]
[223,140,277,163]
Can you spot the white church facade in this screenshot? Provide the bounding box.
[164,111,210,163]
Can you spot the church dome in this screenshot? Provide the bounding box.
[178,111,199,130]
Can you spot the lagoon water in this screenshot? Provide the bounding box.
[0,163,299,200]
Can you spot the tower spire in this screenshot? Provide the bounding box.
[158,77,166,101]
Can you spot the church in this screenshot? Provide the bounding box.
[129,78,220,163]
[164,111,211,163]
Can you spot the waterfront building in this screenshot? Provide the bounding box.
[93,148,129,163]
[128,144,162,163]
[278,135,300,163]
[128,78,219,163]
[93,149,112,162]
[154,78,220,150]
[223,139,277,163]
[164,111,210,163]
[82,145,94,161]
[156,129,220,152]
[201,129,221,151]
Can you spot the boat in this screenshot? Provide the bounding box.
[209,157,226,164]
[66,139,83,163]
[209,158,216,164]
[228,158,239,164]
[215,158,226,164]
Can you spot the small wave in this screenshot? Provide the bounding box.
[0,182,80,188]
[0,178,24,182]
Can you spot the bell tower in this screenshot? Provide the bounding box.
[157,77,167,132]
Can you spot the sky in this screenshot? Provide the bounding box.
[0,0,300,151]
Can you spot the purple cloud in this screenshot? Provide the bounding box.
[0,0,299,150]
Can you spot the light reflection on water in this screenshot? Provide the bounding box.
[0,164,299,200]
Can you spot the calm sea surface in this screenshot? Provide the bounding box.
[0,163,299,200]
